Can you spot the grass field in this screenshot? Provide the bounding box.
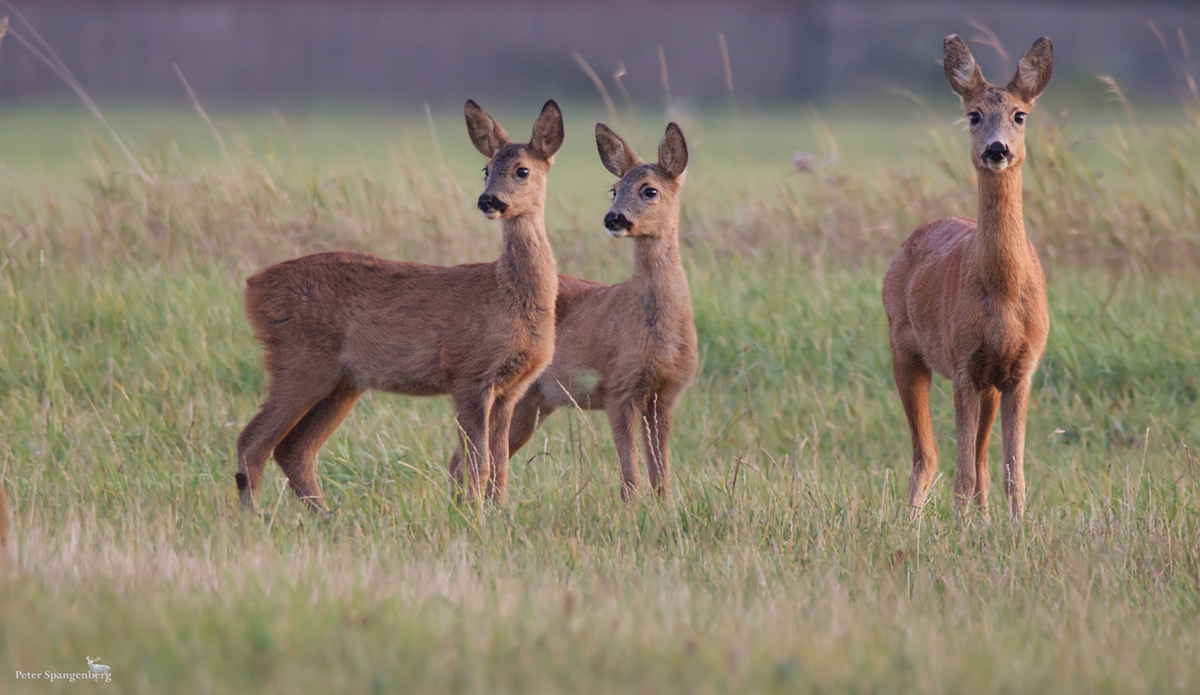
[1,98,1198,693]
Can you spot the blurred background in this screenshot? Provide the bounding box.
[0,0,1197,272]
[1,0,1198,108]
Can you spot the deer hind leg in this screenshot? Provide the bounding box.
[236,371,342,512]
[951,379,983,517]
[451,386,495,503]
[272,381,364,513]
[508,394,553,462]
[641,394,675,501]
[484,396,517,502]
[894,351,939,513]
[1000,378,1032,520]
[974,386,1000,518]
[606,400,641,500]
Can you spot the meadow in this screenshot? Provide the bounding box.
[0,93,1198,693]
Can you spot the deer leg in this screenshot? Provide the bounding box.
[1000,378,1032,520]
[641,394,674,501]
[272,382,364,513]
[485,396,517,502]
[974,386,1000,518]
[451,386,494,503]
[236,373,340,513]
[508,395,552,462]
[894,351,939,513]
[951,379,983,517]
[606,400,640,500]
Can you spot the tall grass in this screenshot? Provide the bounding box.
[0,96,1198,692]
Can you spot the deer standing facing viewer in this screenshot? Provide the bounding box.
[883,36,1052,520]
[449,122,697,500]
[235,100,563,510]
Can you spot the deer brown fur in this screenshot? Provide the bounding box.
[235,100,564,511]
[883,36,1052,519]
[448,122,697,500]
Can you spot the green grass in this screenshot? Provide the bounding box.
[0,102,1198,693]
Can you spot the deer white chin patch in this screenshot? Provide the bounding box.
[985,158,1011,171]
[607,227,628,238]
[481,209,503,220]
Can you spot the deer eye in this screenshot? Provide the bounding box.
[643,187,658,200]
[515,167,530,179]
[968,112,981,126]
[1014,112,1027,125]
[609,187,616,200]
[482,167,489,179]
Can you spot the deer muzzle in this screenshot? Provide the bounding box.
[983,141,1013,169]
[604,211,633,236]
[477,193,508,219]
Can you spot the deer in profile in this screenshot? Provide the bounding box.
[883,36,1052,520]
[449,122,697,500]
[235,100,564,510]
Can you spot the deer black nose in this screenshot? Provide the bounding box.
[984,141,1011,162]
[604,212,633,232]
[477,194,508,214]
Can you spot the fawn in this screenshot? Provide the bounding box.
[235,100,564,510]
[449,122,697,500]
[883,36,1052,520]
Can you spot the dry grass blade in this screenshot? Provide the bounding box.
[572,51,619,124]
[173,63,233,169]
[968,19,1011,72]
[657,43,671,108]
[613,61,634,115]
[0,1,151,183]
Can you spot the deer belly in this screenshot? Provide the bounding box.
[345,340,446,396]
[538,366,604,409]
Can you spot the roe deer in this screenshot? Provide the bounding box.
[448,122,697,500]
[883,36,1052,520]
[235,100,564,510]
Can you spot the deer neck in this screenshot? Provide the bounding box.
[972,167,1031,299]
[632,232,689,324]
[497,208,558,321]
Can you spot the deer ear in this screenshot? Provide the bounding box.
[595,122,641,177]
[943,35,985,99]
[1007,36,1053,103]
[464,99,511,158]
[657,122,688,180]
[530,99,565,161]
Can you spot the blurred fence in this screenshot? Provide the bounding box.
[0,0,1197,106]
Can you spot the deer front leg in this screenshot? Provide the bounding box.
[606,400,640,500]
[451,386,494,503]
[485,396,517,502]
[951,379,983,517]
[641,394,674,500]
[974,386,1000,518]
[1000,377,1032,520]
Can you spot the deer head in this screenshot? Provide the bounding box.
[596,122,688,238]
[944,35,1052,172]
[465,99,564,220]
